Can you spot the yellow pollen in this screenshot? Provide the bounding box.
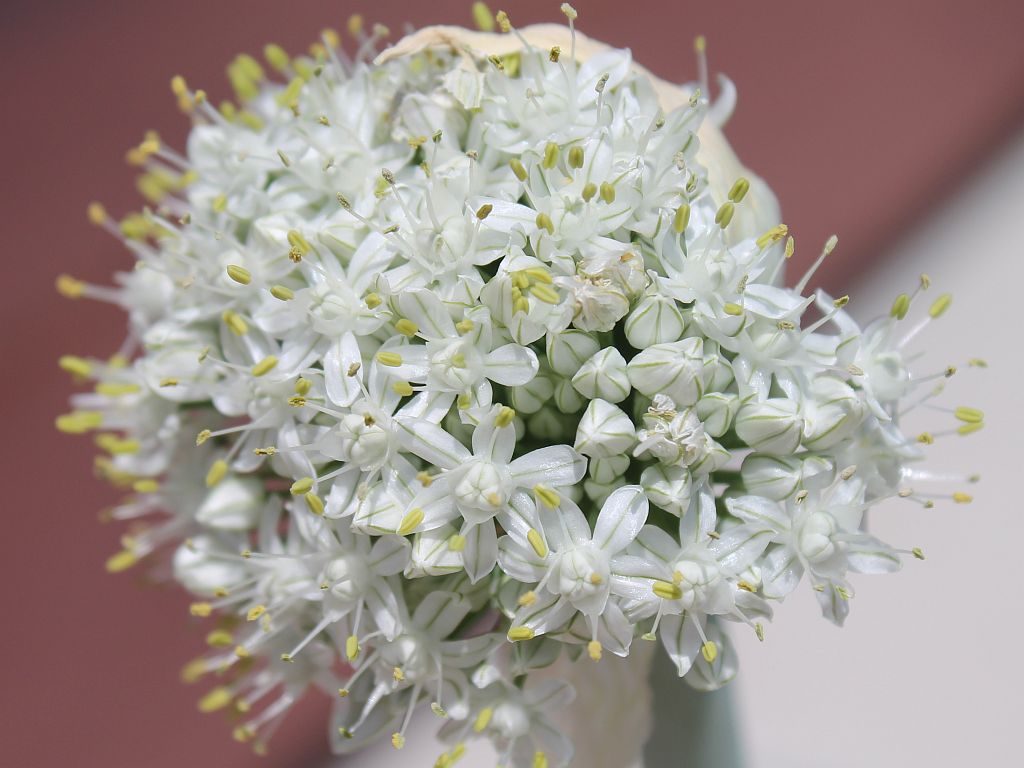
[431,702,447,718]
[588,573,603,585]
[56,410,103,434]
[534,752,549,768]
[346,634,360,661]
[338,687,349,698]
[486,492,503,506]
[393,381,414,397]
[517,590,537,607]
[510,158,528,181]
[587,640,602,661]
[929,293,953,318]
[457,393,471,410]
[305,492,325,515]
[294,377,312,396]
[181,657,208,683]
[958,421,984,436]
[723,302,744,316]
[246,605,266,621]
[105,549,138,573]
[456,318,475,334]
[417,470,434,487]
[206,629,233,647]
[451,352,467,368]
[474,707,493,732]
[756,223,788,249]
[600,181,616,203]
[917,432,934,445]
[222,310,248,335]
[56,274,86,299]
[495,406,516,427]
[58,355,92,378]
[94,381,141,397]
[549,45,561,63]
[226,265,251,285]
[376,351,403,367]
[87,202,108,226]
[953,492,973,504]
[784,236,796,259]
[507,626,535,642]
[198,687,233,713]
[290,477,314,495]
[653,580,683,600]
[527,529,548,558]
[955,406,984,423]
[245,355,279,379]
[392,666,405,682]
[270,284,294,301]
[205,459,229,487]
[891,293,911,319]
[398,507,424,536]
[701,641,718,663]
[391,733,406,750]
[912,547,926,560]
[234,645,250,659]
[673,204,691,234]
[395,319,419,337]
[448,534,467,552]
[132,479,159,494]
[535,212,554,235]
[195,429,212,446]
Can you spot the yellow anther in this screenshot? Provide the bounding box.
[510,158,528,181]
[222,310,248,335]
[305,492,325,516]
[393,381,414,397]
[784,236,795,259]
[291,377,311,397]
[912,547,925,560]
[56,274,86,299]
[393,666,405,682]
[290,477,314,495]
[286,229,312,256]
[457,393,472,410]
[495,406,516,427]
[170,75,188,96]
[232,725,255,744]
[398,507,425,536]
[673,204,691,234]
[474,204,494,222]
[549,45,561,63]
[159,377,179,388]
[198,687,234,713]
[755,623,765,642]
[929,293,953,318]
[181,657,208,683]
[212,194,228,213]
[94,381,141,397]
[528,283,560,304]
[206,629,234,647]
[587,640,602,661]
[430,702,447,718]
[955,406,984,423]
[542,141,559,169]
[364,292,382,309]
[395,319,419,337]
[652,580,683,600]
[195,429,212,446]
[517,590,537,607]
[728,177,750,203]
[246,605,267,621]
[527,529,548,558]
[269,284,294,301]
[391,732,406,750]
[205,459,229,487]
[524,267,553,284]
[251,355,278,377]
[105,549,138,573]
[87,201,108,226]
[715,201,735,228]
[474,707,493,732]
[376,351,403,367]
[723,302,744,316]
[641,632,657,642]
[507,626,535,642]
[917,432,934,445]
[589,573,603,585]
[346,634,360,661]
[234,645,250,658]
[264,43,290,71]
[132,479,159,494]
[533,484,560,509]
[337,687,349,698]
[58,355,92,378]
[755,223,789,249]
[448,534,467,552]
[455,318,475,334]
[226,265,251,285]
[891,293,911,319]
[701,641,718,663]
[958,421,984,436]
[567,146,585,169]
[486,492,503,506]
[599,182,616,203]
[953,492,973,504]
[451,352,467,368]
[582,182,598,202]
[535,212,555,235]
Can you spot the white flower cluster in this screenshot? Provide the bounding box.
[58,6,984,766]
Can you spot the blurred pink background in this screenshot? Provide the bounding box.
[3,1,1023,766]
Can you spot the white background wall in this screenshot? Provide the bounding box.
[732,129,1024,768]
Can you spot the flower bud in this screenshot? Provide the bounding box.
[574,399,635,458]
[701,340,735,392]
[739,452,834,500]
[528,406,574,442]
[695,392,739,437]
[553,377,586,414]
[509,372,555,414]
[640,464,693,516]
[406,526,463,578]
[590,455,630,484]
[194,476,264,530]
[571,347,630,403]
[624,294,686,348]
[801,377,867,450]
[626,337,704,406]
[173,535,249,595]
[583,478,617,505]
[546,330,601,377]
[734,398,804,453]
